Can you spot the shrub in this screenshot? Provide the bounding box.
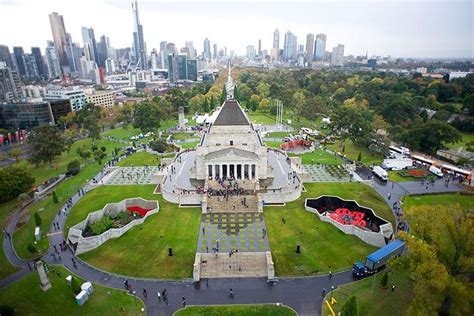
[71,276,81,295]
[341,295,358,316]
[149,139,168,153]
[34,212,42,226]
[380,271,388,288]
[357,152,362,162]
[52,191,58,204]
[67,159,81,176]
[0,305,15,316]
[27,242,37,254]
[90,217,115,235]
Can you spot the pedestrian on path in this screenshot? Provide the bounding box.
[392,284,396,291]
[143,288,147,298]
[182,297,186,307]
[387,192,391,200]
[322,288,326,297]
[329,271,332,280]
[229,288,234,298]
[157,291,161,302]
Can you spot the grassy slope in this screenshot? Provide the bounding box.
[101,126,141,140]
[289,149,344,165]
[0,200,20,279]
[70,185,200,279]
[445,132,474,150]
[326,139,383,165]
[0,265,143,315]
[403,192,474,210]
[265,182,393,276]
[176,304,296,316]
[117,152,161,167]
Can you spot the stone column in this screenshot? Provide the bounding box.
[219,164,223,178]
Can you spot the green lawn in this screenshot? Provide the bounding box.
[266,131,290,138]
[172,132,195,140]
[446,132,474,150]
[403,192,474,210]
[326,139,383,165]
[247,112,276,125]
[0,200,20,279]
[12,140,123,260]
[180,142,199,149]
[176,304,296,316]
[387,170,436,182]
[72,186,201,279]
[101,125,141,140]
[322,269,414,316]
[264,141,282,148]
[289,149,343,165]
[0,265,143,315]
[265,182,393,276]
[117,152,161,167]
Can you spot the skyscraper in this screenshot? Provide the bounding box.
[23,54,39,79]
[273,29,280,49]
[213,44,218,60]
[0,45,15,69]
[49,12,70,73]
[203,38,211,60]
[314,33,327,61]
[31,47,46,79]
[45,41,61,79]
[283,31,297,61]
[131,0,147,69]
[96,35,109,67]
[246,45,256,60]
[305,33,315,61]
[331,44,345,66]
[0,63,22,103]
[258,39,262,56]
[185,41,196,58]
[12,47,27,78]
[81,27,98,63]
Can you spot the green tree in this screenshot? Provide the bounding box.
[133,102,161,133]
[341,295,358,316]
[28,125,67,167]
[239,84,252,103]
[189,94,206,113]
[27,242,37,254]
[75,103,102,139]
[71,276,81,295]
[257,82,270,98]
[67,159,81,175]
[8,147,22,162]
[249,94,261,112]
[149,139,168,153]
[357,152,362,161]
[233,85,240,101]
[259,98,270,110]
[400,120,461,153]
[34,212,42,226]
[380,271,388,288]
[52,191,58,204]
[115,103,133,125]
[463,94,474,115]
[220,85,227,104]
[0,165,34,203]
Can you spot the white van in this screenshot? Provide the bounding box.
[373,166,388,181]
[429,165,444,177]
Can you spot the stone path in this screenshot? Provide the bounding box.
[197,213,269,253]
[199,252,269,278]
[303,164,351,182]
[104,166,161,185]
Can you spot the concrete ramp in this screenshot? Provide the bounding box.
[198,252,269,278]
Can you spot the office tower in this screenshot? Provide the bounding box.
[298,44,304,54]
[273,29,280,49]
[213,44,218,60]
[186,59,197,81]
[185,41,196,58]
[160,41,167,51]
[12,47,27,78]
[314,33,327,61]
[45,41,61,79]
[0,45,15,69]
[166,42,176,54]
[258,39,262,56]
[96,35,109,67]
[105,58,115,75]
[23,54,39,78]
[131,0,147,69]
[177,54,187,80]
[0,62,22,102]
[65,33,78,73]
[331,44,345,66]
[305,33,314,61]
[31,47,46,79]
[49,12,70,72]
[246,45,256,60]
[168,53,197,82]
[150,48,159,69]
[283,31,297,61]
[203,38,211,60]
[81,27,98,63]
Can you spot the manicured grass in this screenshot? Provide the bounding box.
[73,186,201,279]
[387,169,436,182]
[266,131,290,138]
[289,149,343,165]
[117,152,161,167]
[247,112,276,125]
[403,192,474,210]
[180,142,199,149]
[0,265,143,315]
[265,182,393,276]
[446,132,474,150]
[176,304,296,316]
[322,269,414,316]
[0,200,20,279]
[101,125,141,140]
[172,132,195,140]
[264,141,282,148]
[12,140,123,260]
[326,140,383,165]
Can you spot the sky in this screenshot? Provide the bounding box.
[0,0,472,58]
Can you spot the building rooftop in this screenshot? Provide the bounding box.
[213,100,249,126]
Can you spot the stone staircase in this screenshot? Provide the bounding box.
[206,195,259,213]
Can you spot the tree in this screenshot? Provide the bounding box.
[34,212,42,226]
[27,242,37,254]
[462,94,474,115]
[292,91,307,115]
[341,296,358,316]
[257,82,270,98]
[249,95,261,112]
[71,276,81,295]
[189,94,206,113]
[52,191,58,204]
[239,84,252,103]
[149,139,168,153]
[357,152,362,161]
[233,85,240,101]
[259,98,270,110]
[220,85,227,104]
[28,125,67,167]
[67,159,81,176]
[8,147,22,162]
[380,271,388,288]
[75,103,102,139]
[399,120,461,153]
[0,165,34,203]
[115,103,133,125]
[133,102,161,133]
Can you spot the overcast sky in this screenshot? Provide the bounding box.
[0,0,472,58]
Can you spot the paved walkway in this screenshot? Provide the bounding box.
[1,156,467,315]
[303,164,351,182]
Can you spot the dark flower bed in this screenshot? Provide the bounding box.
[399,168,430,178]
[83,211,143,237]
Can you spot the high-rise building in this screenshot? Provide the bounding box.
[45,41,61,79]
[49,12,70,73]
[273,29,280,49]
[314,33,327,61]
[0,45,15,69]
[185,41,196,58]
[305,33,314,61]
[331,44,345,66]
[150,48,159,70]
[283,31,297,61]
[258,39,262,56]
[213,44,218,60]
[203,38,211,60]
[186,59,197,81]
[246,45,256,60]
[31,47,46,79]
[131,0,147,69]
[12,47,27,78]
[65,33,78,73]
[0,62,22,103]
[96,35,109,67]
[23,54,39,79]
[168,53,197,82]
[81,27,98,63]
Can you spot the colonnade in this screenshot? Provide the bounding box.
[206,163,257,180]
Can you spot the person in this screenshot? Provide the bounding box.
[392,284,396,291]
[143,288,147,298]
[229,288,234,298]
[329,271,332,280]
[157,291,161,302]
[182,296,186,307]
[322,288,326,297]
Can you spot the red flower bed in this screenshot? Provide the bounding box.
[407,169,430,177]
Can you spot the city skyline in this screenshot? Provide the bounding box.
[0,0,472,58]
